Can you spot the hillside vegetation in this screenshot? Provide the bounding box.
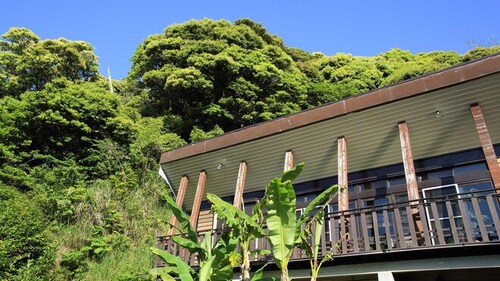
[0,19,498,280]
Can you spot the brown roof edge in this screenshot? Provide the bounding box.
[160,54,500,164]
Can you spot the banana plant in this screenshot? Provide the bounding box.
[207,193,267,281]
[297,203,343,281]
[263,163,338,281]
[150,194,237,281]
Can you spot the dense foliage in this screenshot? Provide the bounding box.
[0,20,498,280]
[0,27,182,281]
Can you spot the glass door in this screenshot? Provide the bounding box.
[421,184,460,245]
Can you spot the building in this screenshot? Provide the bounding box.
[158,54,500,281]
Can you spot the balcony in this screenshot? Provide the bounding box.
[156,189,500,267]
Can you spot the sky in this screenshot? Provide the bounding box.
[1,0,499,79]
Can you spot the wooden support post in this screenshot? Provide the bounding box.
[470,104,500,191]
[398,122,420,203]
[284,150,294,172]
[338,137,349,212]
[337,137,350,242]
[233,161,248,209]
[398,122,423,243]
[189,170,207,230]
[167,175,189,236]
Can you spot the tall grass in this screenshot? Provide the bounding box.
[50,171,173,280]
[81,244,153,281]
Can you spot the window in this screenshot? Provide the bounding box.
[453,162,487,175]
[425,169,453,180]
[388,177,406,187]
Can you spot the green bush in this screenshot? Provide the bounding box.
[0,184,54,280]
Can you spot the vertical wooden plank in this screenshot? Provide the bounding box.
[393,207,406,248]
[417,204,431,246]
[330,215,339,254]
[189,170,207,230]
[471,197,489,242]
[445,200,460,244]
[321,215,327,256]
[382,210,393,250]
[340,213,348,253]
[349,213,359,252]
[486,195,500,236]
[284,150,294,171]
[470,104,500,191]
[338,137,349,211]
[405,206,418,247]
[167,175,189,236]
[372,211,381,251]
[233,161,248,209]
[430,202,446,245]
[457,198,475,243]
[360,212,370,251]
[398,122,420,203]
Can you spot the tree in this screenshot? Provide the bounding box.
[129,117,186,181]
[0,27,98,97]
[376,49,462,86]
[310,53,383,101]
[13,79,133,166]
[462,46,500,62]
[128,19,309,140]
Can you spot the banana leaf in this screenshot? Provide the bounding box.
[265,174,297,268]
[163,194,198,242]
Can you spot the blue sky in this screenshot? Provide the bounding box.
[2,0,499,79]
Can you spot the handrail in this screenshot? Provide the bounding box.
[156,190,500,267]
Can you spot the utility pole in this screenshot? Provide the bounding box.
[107,67,114,93]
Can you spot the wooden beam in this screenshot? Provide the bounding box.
[284,150,294,172]
[189,170,207,230]
[338,137,349,212]
[167,175,189,236]
[470,103,500,191]
[398,122,420,203]
[398,122,424,241]
[233,161,248,209]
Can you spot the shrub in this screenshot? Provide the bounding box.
[0,184,54,280]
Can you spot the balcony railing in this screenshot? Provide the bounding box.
[156,190,500,267]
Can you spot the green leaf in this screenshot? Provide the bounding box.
[251,264,278,281]
[265,176,297,268]
[207,193,264,237]
[313,208,325,261]
[250,264,267,281]
[163,194,198,242]
[203,231,213,257]
[250,248,271,256]
[171,235,205,257]
[211,264,236,281]
[297,184,337,227]
[150,247,194,280]
[281,162,304,182]
[150,268,177,281]
[199,255,216,281]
